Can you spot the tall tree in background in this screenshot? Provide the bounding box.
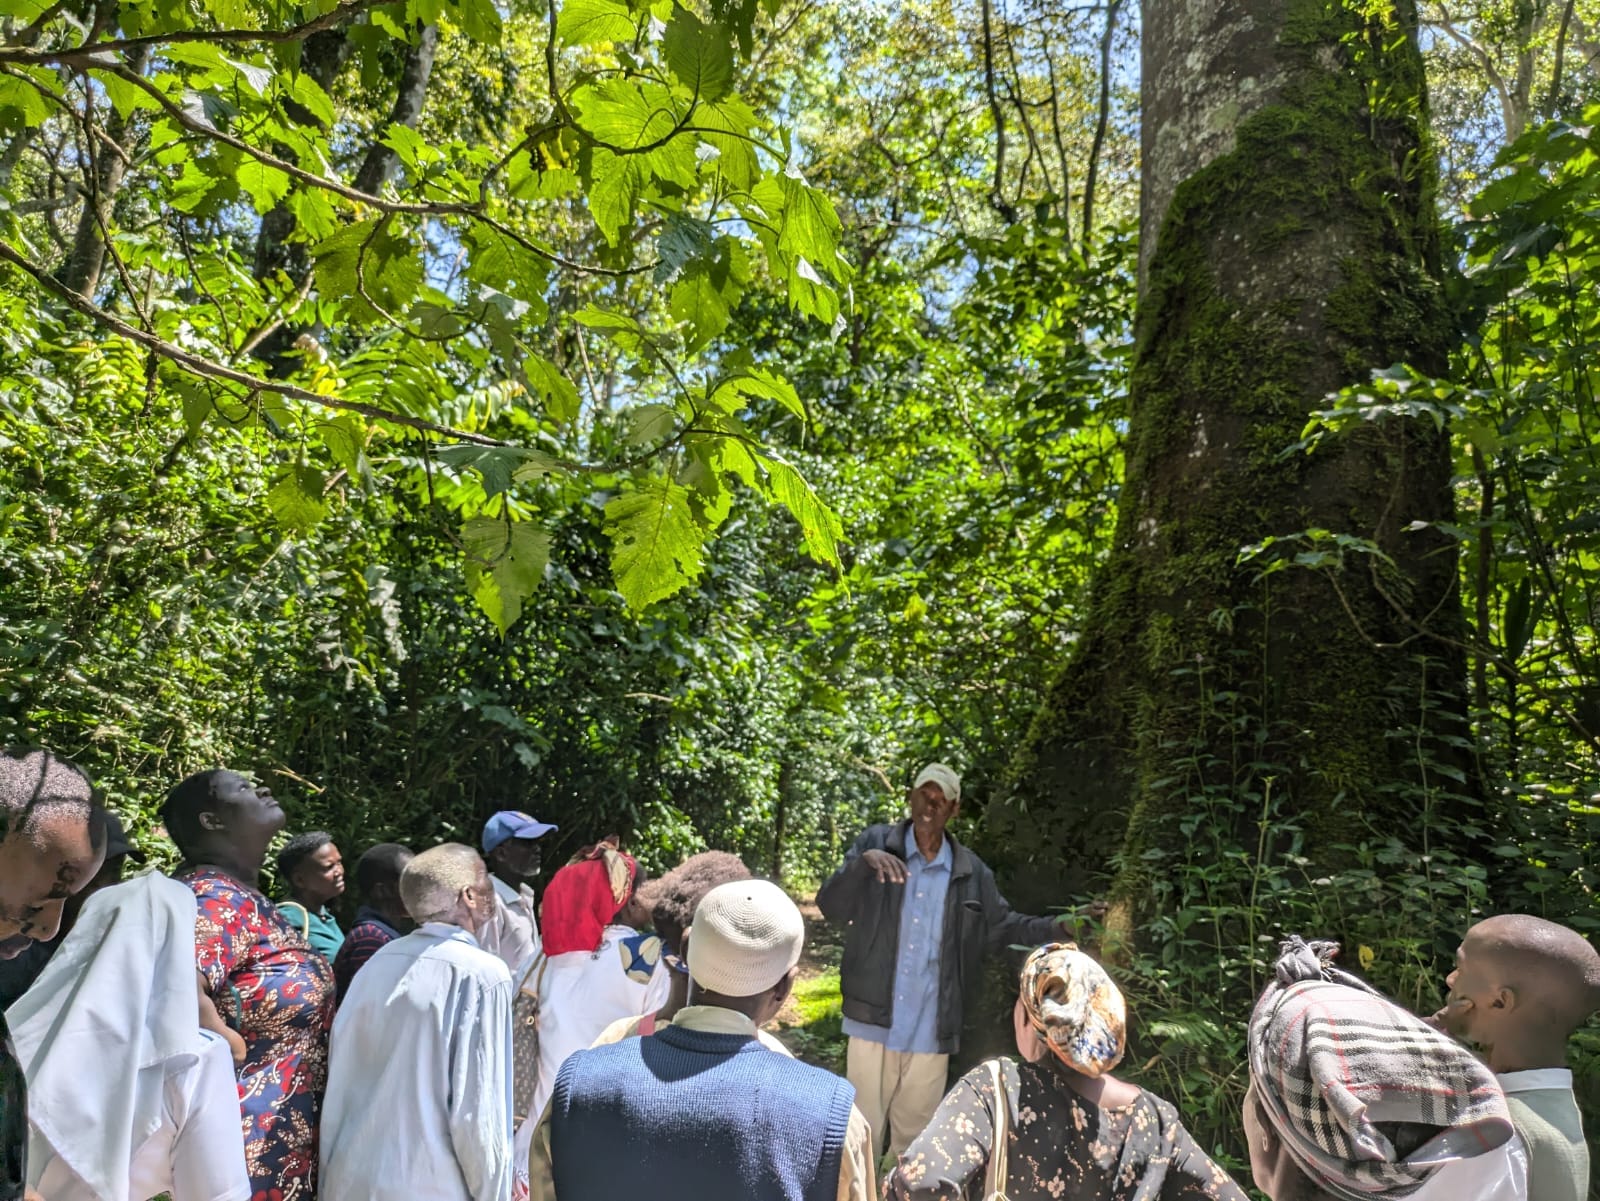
[995,0,1473,929]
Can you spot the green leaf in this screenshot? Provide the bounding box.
[435,445,564,497]
[574,305,652,356]
[462,516,549,634]
[91,70,161,120]
[464,224,551,309]
[289,72,336,126]
[586,150,647,244]
[0,71,57,128]
[237,159,292,213]
[605,480,705,611]
[669,239,748,352]
[311,219,422,322]
[524,355,581,424]
[626,402,676,445]
[670,271,734,352]
[573,79,663,145]
[453,0,503,41]
[319,415,368,474]
[266,466,329,534]
[558,0,638,44]
[758,451,840,566]
[663,7,734,101]
[714,365,804,421]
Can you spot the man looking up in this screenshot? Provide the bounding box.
[319,844,512,1201]
[1433,914,1600,1201]
[0,747,108,1201]
[548,879,873,1201]
[479,809,556,973]
[330,842,414,1003]
[818,762,1096,1165]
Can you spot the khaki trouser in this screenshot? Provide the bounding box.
[845,1035,949,1165]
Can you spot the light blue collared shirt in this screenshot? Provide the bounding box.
[842,835,953,1054]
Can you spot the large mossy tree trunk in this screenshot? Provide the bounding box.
[988,0,1474,930]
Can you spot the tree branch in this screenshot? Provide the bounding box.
[0,0,390,66]
[1081,0,1123,253]
[979,0,1018,223]
[0,235,510,446]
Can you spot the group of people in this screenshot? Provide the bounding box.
[0,748,1594,1201]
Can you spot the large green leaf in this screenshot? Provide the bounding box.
[462,516,550,634]
[267,466,330,534]
[558,0,638,45]
[758,452,840,567]
[435,445,564,497]
[604,480,705,611]
[663,8,734,101]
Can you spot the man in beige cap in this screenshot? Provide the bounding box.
[546,879,873,1201]
[819,761,1092,1165]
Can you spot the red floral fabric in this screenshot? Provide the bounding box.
[180,868,334,1201]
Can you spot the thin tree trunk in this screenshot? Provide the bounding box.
[60,47,150,297]
[352,23,441,195]
[1080,0,1122,254]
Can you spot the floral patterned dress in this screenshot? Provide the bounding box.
[180,867,335,1201]
[885,1057,1249,1201]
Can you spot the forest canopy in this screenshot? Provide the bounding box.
[3,0,1599,1166]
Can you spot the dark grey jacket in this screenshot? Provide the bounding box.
[816,821,1062,1055]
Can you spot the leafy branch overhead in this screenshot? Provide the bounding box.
[0,0,851,624]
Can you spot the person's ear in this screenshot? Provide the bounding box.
[198,810,225,832]
[1494,986,1517,1012]
[772,967,797,1009]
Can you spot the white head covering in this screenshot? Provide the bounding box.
[912,763,961,804]
[7,871,204,1201]
[686,880,804,998]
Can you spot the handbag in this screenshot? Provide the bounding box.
[511,953,549,1126]
[982,1058,1011,1201]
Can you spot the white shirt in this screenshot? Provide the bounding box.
[480,878,540,975]
[1412,1132,1530,1201]
[1498,1068,1573,1094]
[320,923,514,1201]
[32,1032,249,1201]
[528,925,670,1119]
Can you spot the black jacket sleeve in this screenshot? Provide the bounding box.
[976,860,1063,952]
[816,826,882,928]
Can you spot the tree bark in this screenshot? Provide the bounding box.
[251,29,350,370]
[992,0,1472,924]
[352,23,441,195]
[60,47,150,297]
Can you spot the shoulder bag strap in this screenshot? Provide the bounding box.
[280,901,310,938]
[983,1059,1010,1201]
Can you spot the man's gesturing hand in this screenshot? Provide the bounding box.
[861,849,908,884]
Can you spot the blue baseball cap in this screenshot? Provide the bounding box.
[482,810,558,853]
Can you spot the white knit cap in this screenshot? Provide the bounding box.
[686,879,805,998]
[913,762,961,804]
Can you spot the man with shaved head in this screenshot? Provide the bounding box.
[320,844,514,1201]
[0,747,107,1201]
[1434,914,1600,1201]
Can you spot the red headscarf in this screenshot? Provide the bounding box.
[539,836,639,956]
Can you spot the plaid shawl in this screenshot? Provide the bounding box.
[1247,937,1514,1201]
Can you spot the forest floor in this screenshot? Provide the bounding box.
[772,896,848,1074]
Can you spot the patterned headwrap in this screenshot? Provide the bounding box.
[1247,936,1514,1201]
[1019,942,1126,1077]
[539,836,639,957]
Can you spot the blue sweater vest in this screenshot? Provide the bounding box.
[550,1023,855,1201]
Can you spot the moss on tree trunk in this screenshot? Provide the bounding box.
[988,0,1474,925]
